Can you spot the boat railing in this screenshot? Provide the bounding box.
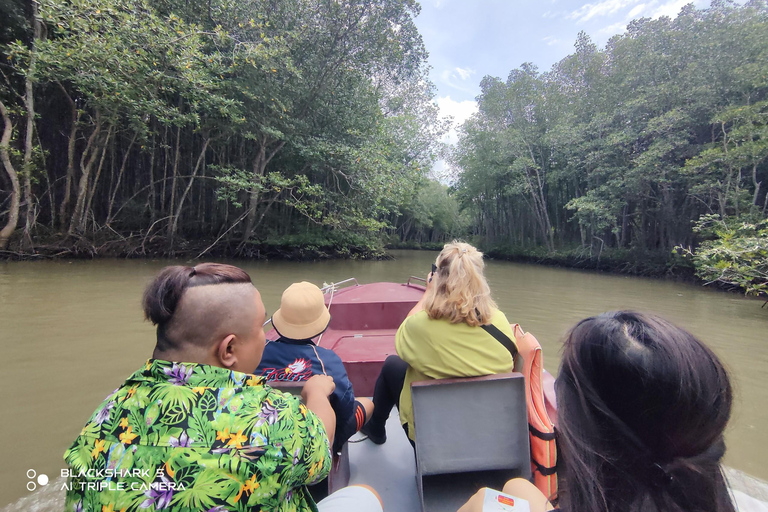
[320,278,360,294]
[406,275,427,287]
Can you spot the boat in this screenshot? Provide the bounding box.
[264,277,559,512]
[262,277,768,512]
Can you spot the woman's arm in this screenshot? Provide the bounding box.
[406,271,435,317]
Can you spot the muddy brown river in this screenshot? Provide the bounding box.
[1,250,766,507]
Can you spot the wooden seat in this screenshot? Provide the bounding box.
[267,381,351,499]
[411,372,531,512]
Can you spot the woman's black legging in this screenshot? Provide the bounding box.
[370,354,409,425]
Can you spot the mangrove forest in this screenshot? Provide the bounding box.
[0,0,766,295]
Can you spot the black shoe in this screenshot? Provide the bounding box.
[360,422,387,445]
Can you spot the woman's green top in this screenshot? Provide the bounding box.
[395,309,517,441]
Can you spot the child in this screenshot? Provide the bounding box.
[256,281,374,453]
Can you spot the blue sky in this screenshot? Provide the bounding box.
[413,0,716,157]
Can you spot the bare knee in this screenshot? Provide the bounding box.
[501,479,552,512]
[358,397,374,422]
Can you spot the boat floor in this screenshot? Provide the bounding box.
[345,412,768,512]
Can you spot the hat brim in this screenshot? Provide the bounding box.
[271,308,331,340]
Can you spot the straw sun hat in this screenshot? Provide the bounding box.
[271,281,331,340]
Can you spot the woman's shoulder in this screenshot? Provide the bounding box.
[489,309,513,327]
[488,310,518,340]
[399,309,435,331]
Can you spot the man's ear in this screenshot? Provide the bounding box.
[215,334,238,368]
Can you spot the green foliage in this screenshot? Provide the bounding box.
[453,2,768,282]
[681,214,768,296]
[0,0,443,257]
[391,179,468,243]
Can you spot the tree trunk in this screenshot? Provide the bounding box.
[57,83,79,226]
[84,125,113,230]
[0,101,20,250]
[242,143,266,244]
[20,0,42,248]
[168,136,210,244]
[752,163,762,208]
[146,144,156,224]
[69,113,103,234]
[168,125,182,227]
[160,125,169,214]
[241,138,286,244]
[106,131,138,224]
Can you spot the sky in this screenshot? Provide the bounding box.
[412,0,717,162]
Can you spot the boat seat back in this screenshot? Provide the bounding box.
[411,372,531,511]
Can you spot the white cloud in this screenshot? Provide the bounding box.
[442,67,476,82]
[542,36,561,46]
[649,0,690,18]
[435,96,478,145]
[429,159,451,182]
[593,0,704,36]
[439,68,479,95]
[627,3,647,17]
[569,0,641,22]
[597,20,628,35]
[454,67,475,80]
[543,9,570,19]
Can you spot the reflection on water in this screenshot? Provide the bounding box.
[1,251,766,506]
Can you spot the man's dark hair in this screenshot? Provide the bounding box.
[142,263,252,350]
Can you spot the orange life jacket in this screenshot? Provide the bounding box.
[512,324,558,498]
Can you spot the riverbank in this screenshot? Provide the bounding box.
[385,241,697,279]
[0,231,390,261]
[4,233,765,301]
[483,245,694,278]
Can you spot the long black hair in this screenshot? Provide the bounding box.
[556,311,734,512]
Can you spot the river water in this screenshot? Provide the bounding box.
[1,250,766,507]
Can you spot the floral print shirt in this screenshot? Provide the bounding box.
[63,359,331,512]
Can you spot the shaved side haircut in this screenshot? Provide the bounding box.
[143,263,253,351]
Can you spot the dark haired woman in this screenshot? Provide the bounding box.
[459,311,735,512]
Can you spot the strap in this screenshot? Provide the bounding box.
[481,323,518,359]
[529,424,557,441]
[532,459,558,476]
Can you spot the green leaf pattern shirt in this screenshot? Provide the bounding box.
[63,359,331,512]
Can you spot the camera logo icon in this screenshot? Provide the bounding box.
[26,469,48,492]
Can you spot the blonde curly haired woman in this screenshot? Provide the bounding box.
[361,241,517,446]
